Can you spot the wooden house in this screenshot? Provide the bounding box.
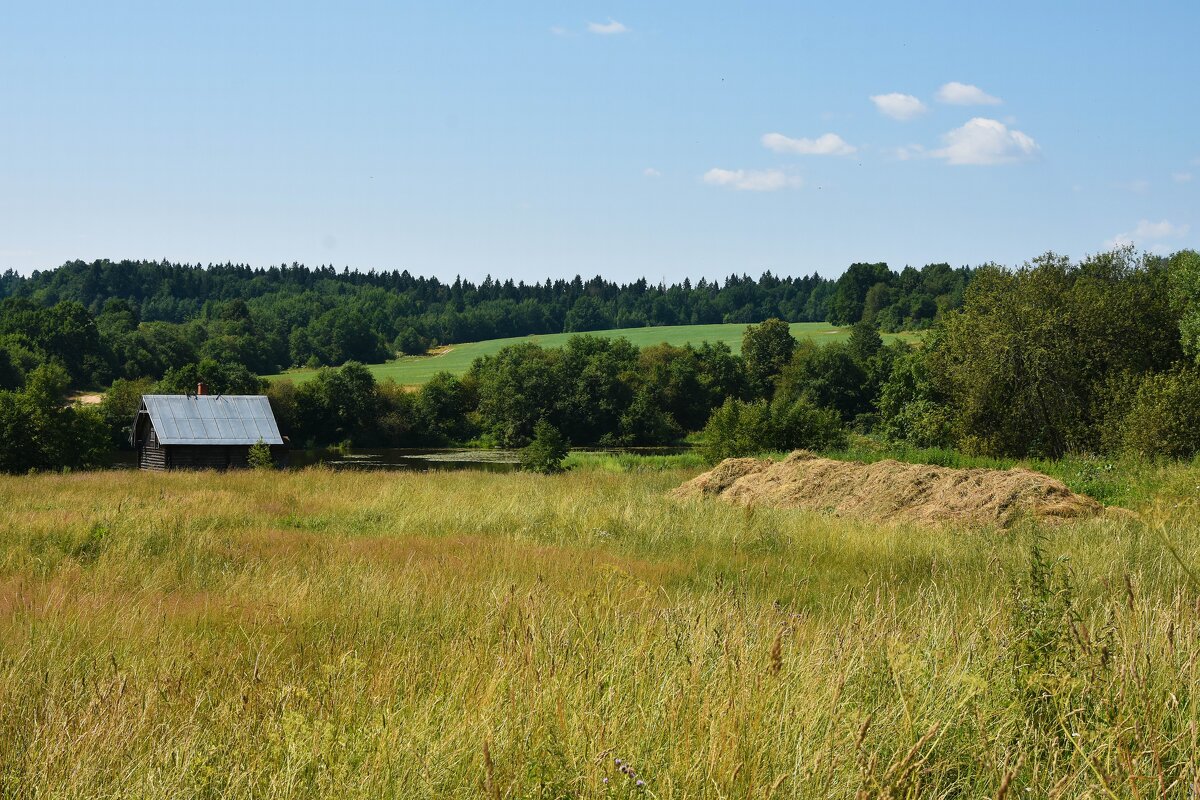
[131,384,285,471]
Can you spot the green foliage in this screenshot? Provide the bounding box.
[98,377,155,448]
[616,388,683,445]
[394,326,427,356]
[470,342,561,447]
[272,322,922,387]
[1168,249,1200,363]
[519,420,569,474]
[0,364,110,474]
[156,358,267,395]
[1008,537,1114,750]
[828,263,893,326]
[776,341,870,422]
[0,337,35,391]
[636,342,746,432]
[0,298,108,386]
[563,296,613,332]
[1119,367,1200,458]
[247,438,274,470]
[741,318,795,396]
[292,362,387,447]
[877,347,954,448]
[414,371,476,443]
[553,336,639,443]
[927,249,1180,457]
[699,396,846,463]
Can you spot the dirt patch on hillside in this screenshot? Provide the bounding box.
[671,451,1103,528]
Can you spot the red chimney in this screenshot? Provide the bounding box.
[196,382,208,396]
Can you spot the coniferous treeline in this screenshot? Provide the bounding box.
[0,258,971,388]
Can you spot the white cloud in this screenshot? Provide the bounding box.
[932,117,1038,165]
[643,167,661,177]
[870,93,927,121]
[936,81,1002,106]
[1134,219,1189,239]
[549,25,568,36]
[1173,171,1193,183]
[702,168,802,191]
[1106,219,1191,250]
[587,19,627,34]
[761,132,856,156]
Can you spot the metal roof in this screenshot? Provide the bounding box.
[139,395,284,446]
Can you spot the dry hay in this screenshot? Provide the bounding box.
[670,451,1104,528]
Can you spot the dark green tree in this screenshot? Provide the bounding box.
[156,359,267,395]
[742,318,795,397]
[927,250,1179,456]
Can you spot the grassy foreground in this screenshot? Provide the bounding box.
[266,322,923,386]
[1,463,1199,798]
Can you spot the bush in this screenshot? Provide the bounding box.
[395,327,428,356]
[700,397,846,463]
[248,438,274,470]
[773,397,848,451]
[1119,367,1200,458]
[519,420,569,474]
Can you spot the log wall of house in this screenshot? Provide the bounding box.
[166,445,252,470]
[137,429,168,471]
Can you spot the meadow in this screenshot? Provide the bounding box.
[1,458,1198,798]
[266,322,924,386]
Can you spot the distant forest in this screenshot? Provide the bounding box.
[7,249,1199,475]
[0,259,971,386]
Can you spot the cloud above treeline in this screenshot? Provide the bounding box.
[706,81,1039,192]
[1106,219,1191,251]
[933,118,1038,165]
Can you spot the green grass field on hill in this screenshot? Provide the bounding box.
[1,458,1197,797]
[267,322,924,386]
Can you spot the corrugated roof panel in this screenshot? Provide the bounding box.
[159,414,179,441]
[253,417,275,440]
[141,395,284,445]
[214,416,238,440]
[199,417,222,439]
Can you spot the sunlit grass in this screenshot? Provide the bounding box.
[0,461,1197,797]
[265,322,924,386]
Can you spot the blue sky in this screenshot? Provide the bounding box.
[2,1,1197,282]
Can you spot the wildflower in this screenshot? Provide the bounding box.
[637,779,646,788]
[614,758,622,766]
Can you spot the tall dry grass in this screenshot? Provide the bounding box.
[0,463,1198,798]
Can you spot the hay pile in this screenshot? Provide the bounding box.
[670,451,1103,527]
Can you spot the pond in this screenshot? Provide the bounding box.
[108,446,689,473]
